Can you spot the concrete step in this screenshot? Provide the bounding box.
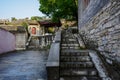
[60,68,98,76]
[60,62,94,68]
[61,47,80,49]
[61,44,79,47]
[60,76,101,80]
[61,41,78,44]
[62,39,77,42]
[60,56,91,62]
[61,51,89,56]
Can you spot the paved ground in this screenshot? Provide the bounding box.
[0,50,49,80]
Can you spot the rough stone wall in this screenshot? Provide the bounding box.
[15,33,27,50]
[0,28,15,54]
[79,0,120,61]
[78,0,109,29]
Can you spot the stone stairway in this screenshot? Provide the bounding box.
[60,30,101,80]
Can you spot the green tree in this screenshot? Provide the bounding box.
[39,0,78,22]
[21,22,30,37]
[11,17,17,21]
[22,22,28,29]
[31,16,43,21]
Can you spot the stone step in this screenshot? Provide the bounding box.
[61,44,79,47]
[62,39,76,41]
[60,76,101,80]
[61,51,89,56]
[62,35,74,38]
[61,47,80,49]
[60,56,91,62]
[61,41,78,44]
[60,68,98,76]
[60,32,101,80]
[60,62,94,68]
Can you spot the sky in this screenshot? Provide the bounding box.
[0,0,45,19]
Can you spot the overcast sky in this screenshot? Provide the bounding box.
[0,0,45,19]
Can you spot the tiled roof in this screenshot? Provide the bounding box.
[39,20,61,27]
[27,20,39,25]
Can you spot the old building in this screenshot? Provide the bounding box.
[27,20,60,48]
[28,20,43,36]
[0,19,10,25]
[0,25,28,50]
[12,26,28,50]
[39,20,61,34]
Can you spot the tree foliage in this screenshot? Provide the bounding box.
[22,22,28,29]
[39,0,78,22]
[11,17,17,21]
[31,16,43,21]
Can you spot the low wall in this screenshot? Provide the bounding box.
[79,0,120,62]
[46,31,61,80]
[0,28,15,54]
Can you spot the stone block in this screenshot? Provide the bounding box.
[111,17,120,26]
[114,24,120,30]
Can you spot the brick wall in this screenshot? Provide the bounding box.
[79,0,120,62]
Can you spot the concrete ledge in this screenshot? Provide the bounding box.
[53,31,61,43]
[46,42,60,80]
[46,43,60,64]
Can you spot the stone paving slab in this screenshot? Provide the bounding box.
[0,50,48,80]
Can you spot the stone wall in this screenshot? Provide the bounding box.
[15,33,27,50]
[79,0,120,62]
[0,28,15,54]
[78,0,109,29]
